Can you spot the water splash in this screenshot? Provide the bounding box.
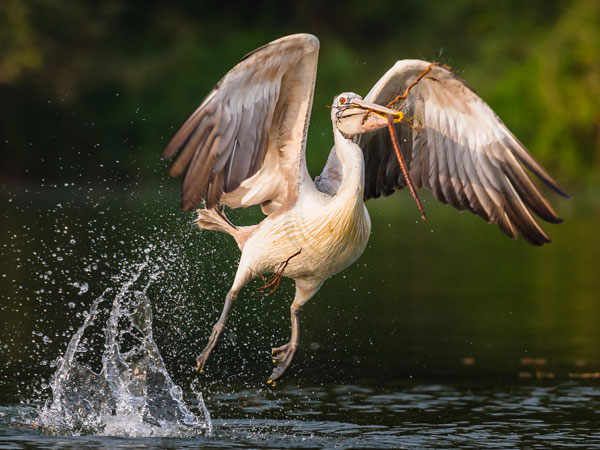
[38,257,212,437]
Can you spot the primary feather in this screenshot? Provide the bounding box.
[317,60,567,245]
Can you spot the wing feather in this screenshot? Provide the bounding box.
[163,34,319,212]
[317,59,566,245]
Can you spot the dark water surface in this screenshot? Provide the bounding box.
[2,382,600,448]
[1,178,599,448]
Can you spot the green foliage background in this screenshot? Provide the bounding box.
[1,0,599,186]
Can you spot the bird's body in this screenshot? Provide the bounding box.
[242,189,370,283]
[162,34,566,382]
[236,127,370,286]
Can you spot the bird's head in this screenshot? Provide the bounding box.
[332,92,403,137]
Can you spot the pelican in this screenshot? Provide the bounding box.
[162,34,566,383]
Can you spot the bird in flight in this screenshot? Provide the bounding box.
[162,34,566,383]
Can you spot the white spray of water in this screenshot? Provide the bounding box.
[38,255,212,437]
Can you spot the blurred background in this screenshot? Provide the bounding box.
[1,0,599,184]
[1,0,599,393]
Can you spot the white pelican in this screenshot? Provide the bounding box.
[162,34,566,383]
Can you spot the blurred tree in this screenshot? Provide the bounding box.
[0,0,42,84]
[0,0,597,186]
[535,0,600,179]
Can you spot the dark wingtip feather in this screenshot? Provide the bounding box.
[181,182,207,212]
[544,215,563,225]
[181,197,198,211]
[163,137,182,160]
[501,162,564,225]
[525,231,552,246]
[496,220,518,241]
[507,140,569,198]
[544,181,569,199]
[526,233,552,246]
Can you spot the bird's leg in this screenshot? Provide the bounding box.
[269,303,300,383]
[268,282,319,384]
[196,288,238,373]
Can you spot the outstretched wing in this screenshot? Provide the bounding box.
[163,34,319,214]
[317,60,567,245]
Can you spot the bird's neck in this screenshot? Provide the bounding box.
[333,127,365,198]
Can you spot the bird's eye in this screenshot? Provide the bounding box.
[339,97,346,105]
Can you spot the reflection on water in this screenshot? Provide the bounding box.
[210,382,600,448]
[2,382,600,448]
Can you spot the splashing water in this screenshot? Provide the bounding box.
[38,256,212,437]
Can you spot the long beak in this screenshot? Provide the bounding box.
[350,98,403,120]
[337,98,404,136]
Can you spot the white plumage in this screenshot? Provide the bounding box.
[163,34,565,382]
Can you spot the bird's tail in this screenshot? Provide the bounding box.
[196,208,236,234]
[197,207,250,250]
[196,207,258,251]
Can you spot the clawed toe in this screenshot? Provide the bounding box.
[271,343,290,354]
[196,351,210,373]
[271,343,290,361]
[268,342,298,383]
